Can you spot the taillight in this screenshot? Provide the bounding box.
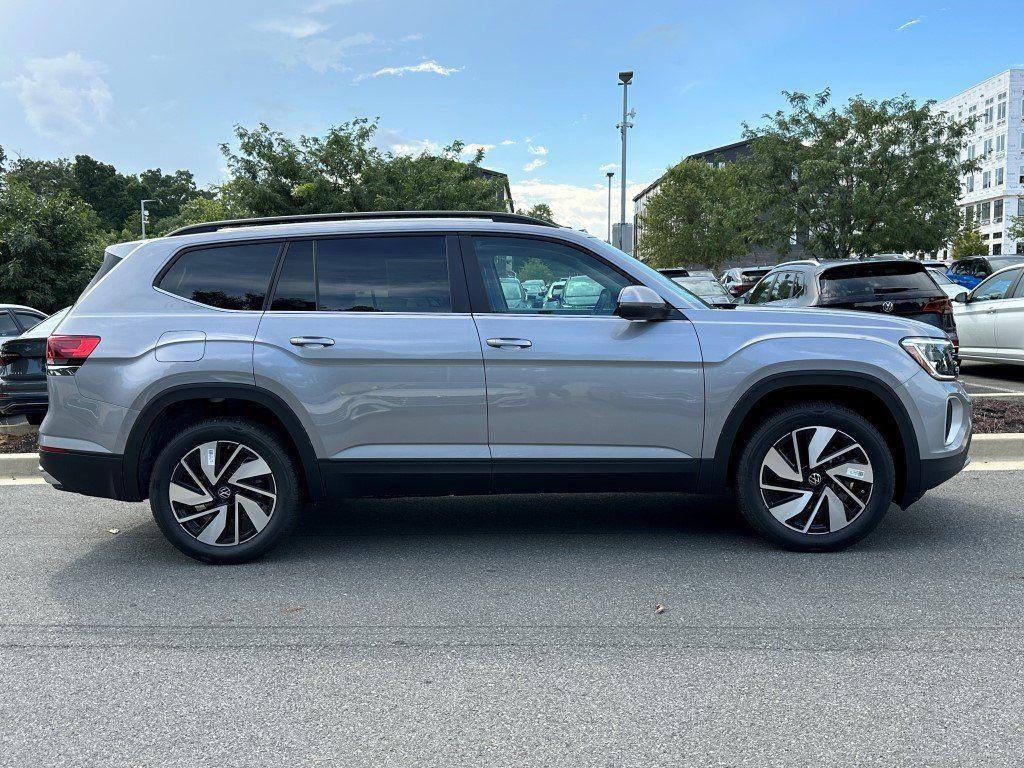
[922,297,952,314]
[46,335,101,372]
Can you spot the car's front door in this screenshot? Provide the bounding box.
[994,269,1024,361]
[956,268,1022,356]
[463,234,704,493]
[254,234,489,495]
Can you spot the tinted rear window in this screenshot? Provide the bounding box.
[819,262,937,300]
[316,236,450,313]
[159,242,282,310]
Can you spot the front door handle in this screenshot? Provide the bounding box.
[486,337,533,349]
[290,336,335,348]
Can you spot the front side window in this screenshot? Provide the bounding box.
[972,268,1021,301]
[316,236,451,313]
[746,274,777,304]
[771,272,795,301]
[158,242,282,310]
[471,236,631,315]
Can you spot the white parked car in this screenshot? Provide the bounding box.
[927,268,969,302]
[953,263,1024,364]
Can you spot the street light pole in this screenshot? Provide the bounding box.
[606,171,614,243]
[140,199,159,238]
[616,71,635,252]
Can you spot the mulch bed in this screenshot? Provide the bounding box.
[0,433,39,454]
[971,398,1024,434]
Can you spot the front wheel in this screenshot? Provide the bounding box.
[735,402,895,551]
[149,419,301,564]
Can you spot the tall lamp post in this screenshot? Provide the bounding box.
[616,71,635,253]
[605,171,615,243]
[140,199,159,238]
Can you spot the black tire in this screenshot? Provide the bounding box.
[734,402,895,552]
[26,413,44,426]
[149,418,300,564]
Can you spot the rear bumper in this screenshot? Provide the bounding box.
[0,384,48,416]
[39,448,128,501]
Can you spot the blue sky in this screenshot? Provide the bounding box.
[1,0,1021,232]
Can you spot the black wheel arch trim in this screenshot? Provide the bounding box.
[122,383,324,502]
[702,371,922,506]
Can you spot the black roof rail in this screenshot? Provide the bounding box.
[167,210,558,237]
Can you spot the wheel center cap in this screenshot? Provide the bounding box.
[806,472,823,487]
[216,486,232,500]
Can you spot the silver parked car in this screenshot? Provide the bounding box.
[954,262,1024,364]
[40,211,971,563]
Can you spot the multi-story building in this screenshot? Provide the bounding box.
[936,69,1024,256]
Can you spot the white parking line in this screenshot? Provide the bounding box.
[0,477,46,486]
[964,460,1024,472]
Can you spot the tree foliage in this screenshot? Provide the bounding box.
[636,159,759,271]
[221,119,509,216]
[0,178,108,312]
[517,203,556,223]
[951,226,988,259]
[743,89,976,258]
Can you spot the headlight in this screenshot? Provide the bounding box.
[900,337,958,380]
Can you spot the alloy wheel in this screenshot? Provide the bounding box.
[758,426,874,535]
[168,440,277,547]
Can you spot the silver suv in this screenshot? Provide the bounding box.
[39,212,971,563]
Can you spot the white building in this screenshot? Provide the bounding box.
[937,69,1024,256]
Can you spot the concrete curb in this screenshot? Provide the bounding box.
[2,434,1024,483]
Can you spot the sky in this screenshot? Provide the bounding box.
[1,0,1021,234]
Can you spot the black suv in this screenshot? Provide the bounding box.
[743,259,959,346]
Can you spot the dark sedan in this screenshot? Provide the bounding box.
[0,308,68,425]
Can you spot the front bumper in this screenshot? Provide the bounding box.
[39,448,128,501]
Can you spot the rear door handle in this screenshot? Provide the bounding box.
[289,336,335,348]
[486,337,533,349]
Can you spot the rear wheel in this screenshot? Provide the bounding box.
[735,402,895,551]
[149,419,300,564]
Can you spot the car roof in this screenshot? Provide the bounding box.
[0,304,44,313]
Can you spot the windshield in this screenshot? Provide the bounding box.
[674,278,729,299]
[740,269,770,282]
[928,269,952,286]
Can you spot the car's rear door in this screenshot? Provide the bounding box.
[463,234,704,493]
[254,234,489,495]
[992,270,1024,360]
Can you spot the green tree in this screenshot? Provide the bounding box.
[0,179,107,312]
[517,203,556,223]
[221,119,507,216]
[517,258,556,283]
[636,159,759,271]
[153,184,253,235]
[743,89,977,258]
[951,226,988,259]
[1005,216,1024,251]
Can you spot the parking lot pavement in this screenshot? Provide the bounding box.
[960,361,1024,397]
[2,478,1023,768]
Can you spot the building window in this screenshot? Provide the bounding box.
[996,167,1004,185]
[993,243,1002,255]
[984,107,994,126]
[966,174,975,192]
[983,170,992,188]
[994,200,1004,222]
[998,91,1007,100]
[997,134,1006,153]
[984,138,993,155]
[981,201,991,223]
[998,102,1007,121]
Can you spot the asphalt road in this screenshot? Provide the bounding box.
[2,476,1023,767]
[960,361,1024,396]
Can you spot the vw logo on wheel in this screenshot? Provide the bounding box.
[881,301,894,313]
[216,486,232,500]
[806,472,823,487]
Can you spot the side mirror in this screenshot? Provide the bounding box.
[615,286,671,321]
[954,291,968,303]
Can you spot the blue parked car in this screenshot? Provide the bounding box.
[947,255,1024,290]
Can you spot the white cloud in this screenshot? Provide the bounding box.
[523,159,546,172]
[254,18,330,38]
[388,137,441,156]
[527,144,548,156]
[896,18,921,31]
[599,163,618,172]
[401,33,424,42]
[279,33,376,73]
[5,52,112,140]
[305,0,360,12]
[500,139,516,146]
[511,179,646,236]
[461,143,494,157]
[357,59,462,81]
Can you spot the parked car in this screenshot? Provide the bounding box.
[671,276,736,308]
[919,259,950,273]
[658,267,715,279]
[927,268,969,302]
[947,256,1024,290]
[720,267,772,297]
[0,308,70,425]
[953,264,1024,364]
[499,277,530,310]
[39,211,970,563]
[522,279,546,304]
[743,259,960,347]
[0,304,47,340]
